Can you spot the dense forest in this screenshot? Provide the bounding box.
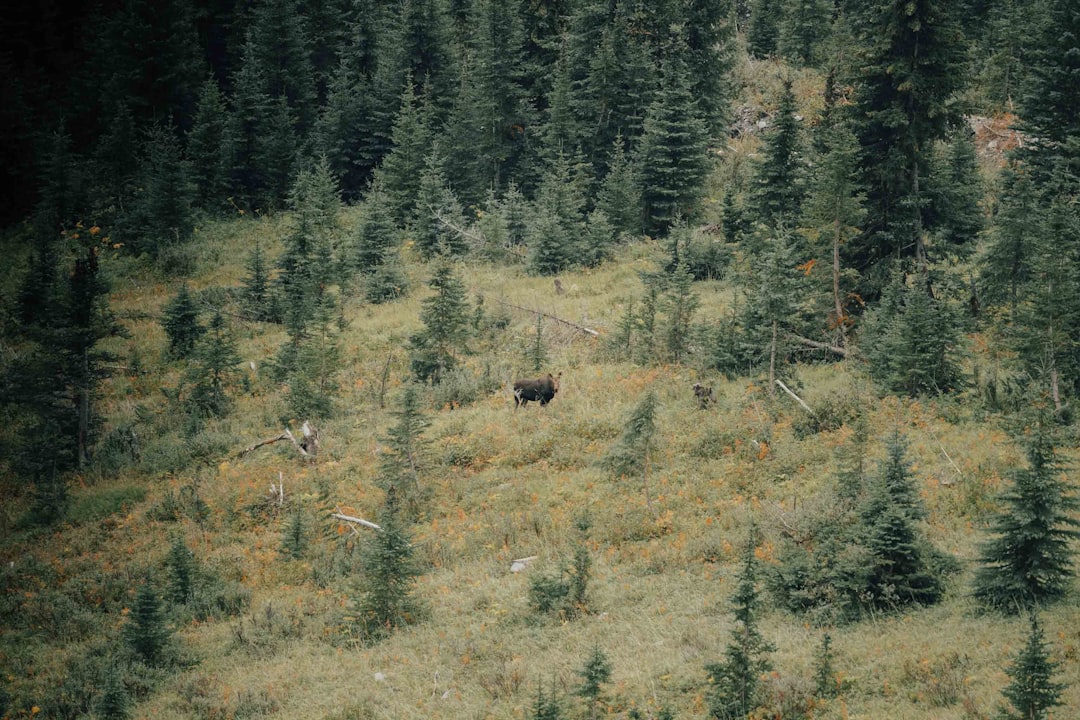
[2,0,1079,718]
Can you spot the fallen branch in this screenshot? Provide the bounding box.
[494,298,600,337]
[239,421,318,460]
[775,380,813,415]
[331,510,382,532]
[790,333,848,357]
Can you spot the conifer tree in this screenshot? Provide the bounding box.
[973,423,1080,614]
[846,0,968,293]
[926,128,983,257]
[859,432,945,609]
[531,681,563,720]
[662,263,700,365]
[576,645,612,720]
[352,486,422,641]
[801,114,864,346]
[94,663,131,719]
[187,76,232,212]
[241,240,275,322]
[378,384,431,511]
[748,79,805,232]
[747,0,783,58]
[165,535,196,605]
[161,283,203,360]
[778,0,832,65]
[861,272,965,396]
[185,311,241,420]
[409,260,471,383]
[377,77,433,225]
[282,506,307,560]
[604,390,659,510]
[413,149,468,260]
[981,166,1038,310]
[596,135,643,239]
[706,525,774,720]
[813,633,840,699]
[125,124,195,268]
[125,579,172,666]
[284,300,341,420]
[637,56,711,236]
[998,615,1067,720]
[355,179,401,273]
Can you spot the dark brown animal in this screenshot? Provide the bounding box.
[513,372,561,408]
[693,382,715,409]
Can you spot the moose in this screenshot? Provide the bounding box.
[692,382,715,409]
[513,372,561,408]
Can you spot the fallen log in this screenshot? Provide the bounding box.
[494,298,600,337]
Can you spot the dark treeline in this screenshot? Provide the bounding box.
[3,0,1080,486]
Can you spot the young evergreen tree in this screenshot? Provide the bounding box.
[778,0,832,65]
[355,179,401,273]
[240,240,276,322]
[637,56,711,236]
[284,300,341,420]
[187,76,232,212]
[747,0,783,58]
[662,263,700,365]
[125,124,196,268]
[527,150,587,275]
[973,423,1080,614]
[412,149,468,260]
[165,535,196,605]
[184,311,241,420]
[813,633,840,699]
[706,525,774,720]
[378,384,431,512]
[998,615,1067,720]
[377,77,433,225]
[603,390,659,510]
[926,128,984,258]
[748,79,806,233]
[531,681,563,720]
[858,432,946,609]
[409,260,471,383]
[351,486,422,642]
[161,283,204,360]
[282,505,307,560]
[125,579,172,666]
[801,113,865,347]
[595,135,643,239]
[93,663,131,719]
[980,165,1038,310]
[576,645,612,720]
[861,272,965,395]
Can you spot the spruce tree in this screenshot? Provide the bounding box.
[409,260,471,384]
[352,487,422,641]
[165,535,196,605]
[161,283,204,360]
[926,127,983,257]
[859,432,945,609]
[973,423,1080,614]
[125,124,195,268]
[240,240,275,322]
[184,312,241,420]
[998,615,1067,720]
[576,645,612,720]
[378,384,431,512]
[412,149,467,260]
[706,525,774,719]
[355,179,401,274]
[93,663,131,719]
[282,506,307,560]
[187,76,232,212]
[284,300,341,420]
[778,0,832,65]
[662,263,700,365]
[596,135,643,240]
[637,56,711,237]
[604,390,659,511]
[980,165,1038,310]
[125,579,172,666]
[845,0,968,294]
[748,79,806,232]
[747,0,783,58]
[377,77,433,225]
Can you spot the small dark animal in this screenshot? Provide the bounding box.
[693,382,715,409]
[514,372,561,408]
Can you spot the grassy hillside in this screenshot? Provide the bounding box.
[2,205,1078,719]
